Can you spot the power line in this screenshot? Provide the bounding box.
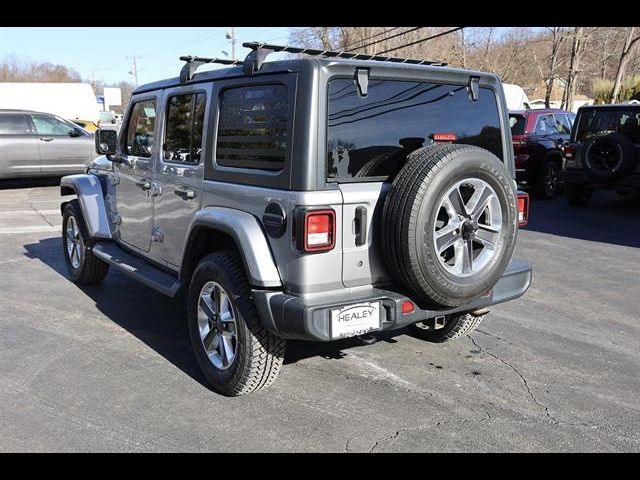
[377,27,464,55]
[343,26,404,51]
[348,27,424,52]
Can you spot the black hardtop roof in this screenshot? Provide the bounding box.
[132,57,498,95]
[579,103,640,110]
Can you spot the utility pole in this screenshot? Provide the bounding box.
[128,55,142,86]
[226,27,236,60]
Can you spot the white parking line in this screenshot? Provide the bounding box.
[0,226,60,234]
[0,209,60,216]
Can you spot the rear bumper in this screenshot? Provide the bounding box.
[253,258,532,342]
[562,169,640,188]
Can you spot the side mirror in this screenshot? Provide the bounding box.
[69,127,84,137]
[95,128,118,156]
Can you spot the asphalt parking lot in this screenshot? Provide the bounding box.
[0,179,638,452]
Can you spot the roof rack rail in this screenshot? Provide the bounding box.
[179,55,243,84]
[241,41,447,75]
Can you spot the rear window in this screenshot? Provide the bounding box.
[509,114,526,135]
[216,84,289,171]
[327,79,503,180]
[576,108,640,143]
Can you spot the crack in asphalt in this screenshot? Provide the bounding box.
[366,414,493,453]
[468,335,559,424]
[30,203,55,227]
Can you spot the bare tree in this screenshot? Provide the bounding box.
[562,27,592,110]
[610,27,640,103]
[544,27,566,108]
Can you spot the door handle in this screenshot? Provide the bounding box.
[39,137,54,142]
[174,187,196,200]
[354,206,367,246]
[135,178,152,190]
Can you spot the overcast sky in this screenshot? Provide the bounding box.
[0,27,292,86]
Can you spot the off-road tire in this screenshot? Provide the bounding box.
[581,131,636,181]
[565,182,592,207]
[381,144,518,308]
[62,200,109,285]
[187,251,286,396]
[408,312,484,343]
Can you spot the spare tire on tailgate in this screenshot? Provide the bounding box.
[381,144,518,308]
[581,131,636,181]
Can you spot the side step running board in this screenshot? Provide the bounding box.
[92,242,182,298]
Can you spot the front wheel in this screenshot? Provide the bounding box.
[408,312,484,343]
[187,251,286,396]
[62,200,109,285]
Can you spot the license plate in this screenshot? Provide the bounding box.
[330,302,380,339]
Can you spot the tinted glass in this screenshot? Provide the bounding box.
[216,84,288,170]
[327,79,503,180]
[32,114,76,135]
[0,114,31,135]
[126,100,156,158]
[534,114,558,135]
[555,114,572,134]
[509,114,526,135]
[576,108,640,143]
[164,93,206,163]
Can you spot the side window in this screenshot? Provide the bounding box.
[535,114,557,134]
[555,114,572,135]
[164,92,206,163]
[32,114,75,135]
[0,114,31,135]
[216,84,289,170]
[125,100,156,158]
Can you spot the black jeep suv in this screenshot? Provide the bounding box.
[562,104,640,206]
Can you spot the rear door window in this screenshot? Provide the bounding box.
[0,114,31,135]
[164,92,206,164]
[327,79,503,181]
[534,114,558,135]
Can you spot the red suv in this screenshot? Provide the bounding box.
[509,109,576,198]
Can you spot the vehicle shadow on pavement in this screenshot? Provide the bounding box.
[22,237,404,381]
[0,177,62,190]
[23,237,211,389]
[283,331,404,365]
[523,190,640,248]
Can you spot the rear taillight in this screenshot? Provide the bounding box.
[563,145,575,159]
[302,209,335,252]
[517,192,529,227]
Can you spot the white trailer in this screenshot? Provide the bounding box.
[0,82,100,123]
[502,83,531,111]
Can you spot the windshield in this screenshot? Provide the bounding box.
[100,111,116,123]
[509,114,526,135]
[576,108,640,143]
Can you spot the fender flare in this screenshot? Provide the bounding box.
[60,174,112,239]
[182,207,282,288]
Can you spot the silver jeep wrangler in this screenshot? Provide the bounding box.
[60,43,531,396]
